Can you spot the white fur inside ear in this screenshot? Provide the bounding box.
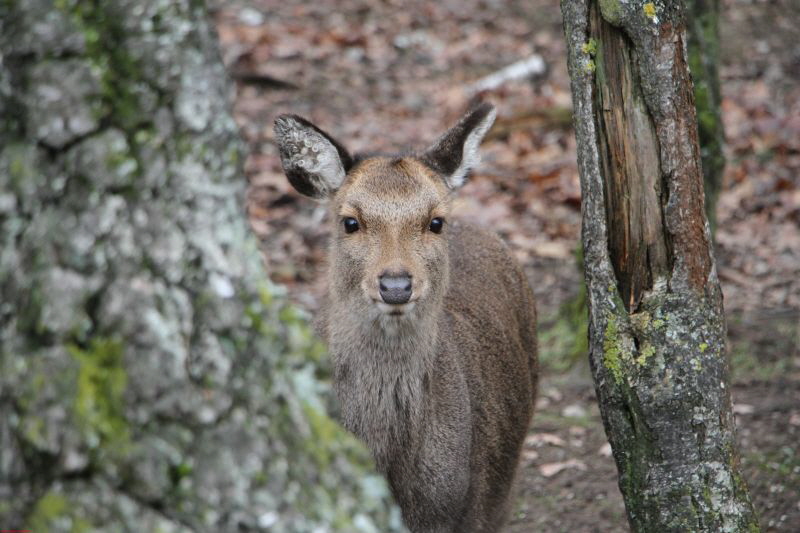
[274,117,345,195]
[446,107,496,188]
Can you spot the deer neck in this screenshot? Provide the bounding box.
[326,297,441,469]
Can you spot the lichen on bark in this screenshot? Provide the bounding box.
[560,0,759,530]
[0,1,402,531]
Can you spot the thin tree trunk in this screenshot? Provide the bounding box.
[0,1,399,531]
[686,0,725,234]
[560,0,759,530]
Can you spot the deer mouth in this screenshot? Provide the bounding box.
[375,300,417,316]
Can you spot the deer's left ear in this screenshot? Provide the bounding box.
[420,103,496,189]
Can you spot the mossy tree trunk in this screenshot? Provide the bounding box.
[560,0,759,531]
[0,1,400,531]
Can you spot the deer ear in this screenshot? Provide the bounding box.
[274,114,353,199]
[420,103,496,189]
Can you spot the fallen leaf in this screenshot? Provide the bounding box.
[525,433,566,448]
[522,449,540,463]
[598,443,612,457]
[535,397,551,410]
[562,404,587,418]
[539,459,587,478]
[543,387,563,402]
[531,241,571,259]
[568,426,586,437]
[733,403,755,415]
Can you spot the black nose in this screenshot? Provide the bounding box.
[379,272,412,305]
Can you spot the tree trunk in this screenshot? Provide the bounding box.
[686,0,724,234]
[0,1,400,531]
[560,0,759,531]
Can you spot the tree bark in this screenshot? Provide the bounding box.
[560,0,759,531]
[0,1,400,531]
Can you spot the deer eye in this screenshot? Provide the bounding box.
[343,217,360,233]
[429,217,444,234]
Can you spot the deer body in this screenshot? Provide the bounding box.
[275,105,538,532]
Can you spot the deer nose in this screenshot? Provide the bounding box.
[378,272,412,305]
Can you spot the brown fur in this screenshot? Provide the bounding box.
[275,105,538,532]
[320,158,538,532]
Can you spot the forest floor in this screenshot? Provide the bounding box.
[213,0,800,531]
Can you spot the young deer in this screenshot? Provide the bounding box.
[274,103,538,532]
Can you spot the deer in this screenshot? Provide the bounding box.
[274,103,538,533]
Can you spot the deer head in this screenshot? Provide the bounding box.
[274,104,496,326]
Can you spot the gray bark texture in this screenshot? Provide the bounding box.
[560,0,760,531]
[0,1,402,531]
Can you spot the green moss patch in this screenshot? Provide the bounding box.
[603,314,625,384]
[68,338,130,452]
[26,490,93,532]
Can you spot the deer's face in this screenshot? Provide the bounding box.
[329,157,452,316]
[274,103,496,320]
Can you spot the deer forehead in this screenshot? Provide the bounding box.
[336,157,450,224]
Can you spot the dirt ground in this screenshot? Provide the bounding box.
[212,0,800,530]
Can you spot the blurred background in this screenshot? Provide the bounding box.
[214,0,799,530]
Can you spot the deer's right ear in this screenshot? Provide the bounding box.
[274,114,352,199]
